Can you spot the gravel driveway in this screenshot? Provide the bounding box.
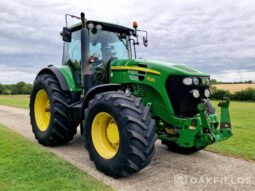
[0,105,254,191]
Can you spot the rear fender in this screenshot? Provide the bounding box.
[37,66,69,91]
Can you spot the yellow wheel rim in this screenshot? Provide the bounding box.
[92,112,120,159]
[34,90,51,132]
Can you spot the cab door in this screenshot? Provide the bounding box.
[63,29,82,87]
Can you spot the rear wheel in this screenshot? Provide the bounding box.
[84,91,157,177]
[30,73,77,146]
[162,140,206,154]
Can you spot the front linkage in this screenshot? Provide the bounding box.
[159,98,233,149]
[196,97,232,147]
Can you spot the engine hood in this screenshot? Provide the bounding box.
[111,59,209,77]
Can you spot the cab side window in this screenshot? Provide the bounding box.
[63,30,81,70]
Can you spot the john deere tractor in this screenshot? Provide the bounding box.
[30,12,232,177]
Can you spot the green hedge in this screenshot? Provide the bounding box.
[211,87,255,101]
[0,82,32,95]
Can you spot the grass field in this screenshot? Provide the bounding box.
[0,95,29,109]
[213,83,255,93]
[0,124,114,191]
[0,95,254,160]
[208,101,255,160]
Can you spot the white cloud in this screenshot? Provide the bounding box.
[0,69,36,84]
[0,0,255,83]
[211,70,255,82]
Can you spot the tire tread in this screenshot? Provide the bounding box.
[84,91,156,177]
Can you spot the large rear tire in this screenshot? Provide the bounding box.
[30,73,77,146]
[162,140,206,154]
[84,91,157,178]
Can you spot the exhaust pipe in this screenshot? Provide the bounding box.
[80,12,91,93]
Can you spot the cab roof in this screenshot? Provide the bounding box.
[70,20,134,35]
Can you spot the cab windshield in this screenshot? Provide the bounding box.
[89,30,131,63]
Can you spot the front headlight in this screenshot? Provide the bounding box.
[202,77,210,85]
[192,89,200,98]
[204,89,210,98]
[193,77,199,85]
[183,78,193,85]
[206,78,210,85]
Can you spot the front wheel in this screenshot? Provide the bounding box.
[84,91,157,178]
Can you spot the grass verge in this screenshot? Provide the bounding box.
[0,124,114,191]
[207,101,255,160]
[0,95,29,109]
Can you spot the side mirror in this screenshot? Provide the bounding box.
[143,36,148,47]
[62,27,72,42]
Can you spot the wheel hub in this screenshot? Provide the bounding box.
[91,112,120,159]
[34,90,51,132]
[106,121,119,145]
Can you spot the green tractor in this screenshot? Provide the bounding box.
[30,12,232,177]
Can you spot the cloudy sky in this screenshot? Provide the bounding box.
[0,0,254,84]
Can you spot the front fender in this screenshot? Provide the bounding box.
[81,84,122,120]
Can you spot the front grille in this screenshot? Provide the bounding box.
[137,85,148,97]
[166,76,209,117]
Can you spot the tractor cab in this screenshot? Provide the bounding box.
[63,21,133,64]
[62,17,146,88]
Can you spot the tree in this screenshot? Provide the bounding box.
[16,81,26,94]
[0,83,4,94]
[245,80,253,84]
[0,82,33,95]
[10,84,19,95]
[210,79,217,84]
[23,83,32,94]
